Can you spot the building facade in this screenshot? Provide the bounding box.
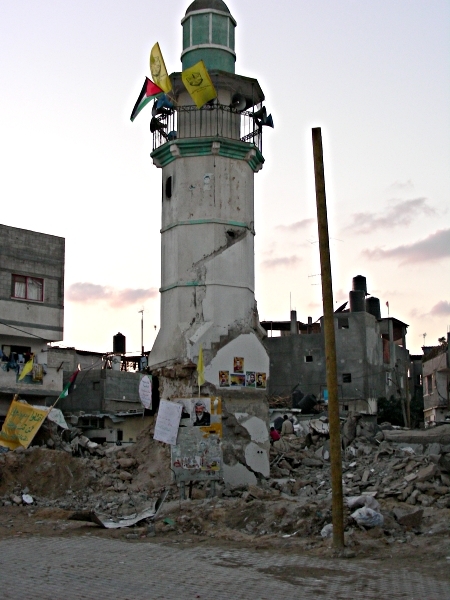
[263,276,411,415]
[422,335,450,427]
[0,225,65,417]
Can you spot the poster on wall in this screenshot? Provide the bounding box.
[245,371,256,387]
[154,400,182,445]
[139,374,152,409]
[219,371,229,387]
[256,372,267,388]
[233,357,244,373]
[171,397,222,483]
[230,373,245,386]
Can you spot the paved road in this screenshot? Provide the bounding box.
[0,535,448,599]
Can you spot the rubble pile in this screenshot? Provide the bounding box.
[0,417,449,551]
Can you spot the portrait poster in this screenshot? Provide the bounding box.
[219,370,229,387]
[245,371,256,387]
[230,373,245,386]
[256,372,267,388]
[171,397,222,482]
[233,357,244,373]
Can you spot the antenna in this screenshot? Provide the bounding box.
[138,308,144,356]
[422,332,427,346]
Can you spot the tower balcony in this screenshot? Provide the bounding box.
[151,104,263,154]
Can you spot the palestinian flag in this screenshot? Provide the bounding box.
[58,369,80,400]
[130,77,164,122]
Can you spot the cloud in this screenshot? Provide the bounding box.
[386,180,415,192]
[261,255,301,269]
[276,218,315,232]
[429,301,450,316]
[67,283,158,307]
[346,197,435,234]
[362,228,450,265]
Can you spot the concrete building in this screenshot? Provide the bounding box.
[422,334,450,427]
[148,0,270,393]
[0,225,64,417]
[144,0,272,485]
[47,346,155,445]
[263,276,411,416]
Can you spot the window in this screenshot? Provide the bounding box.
[165,176,172,199]
[426,375,432,395]
[342,373,352,383]
[338,318,349,329]
[305,355,313,363]
[12,275,43,302]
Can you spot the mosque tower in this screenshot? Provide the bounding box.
[148,0,272,401]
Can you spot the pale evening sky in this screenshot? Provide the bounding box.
[0,0,449,356]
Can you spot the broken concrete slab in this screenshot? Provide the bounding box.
[383,425,450,446]
[416,464,438,482]
[393,507,424,528]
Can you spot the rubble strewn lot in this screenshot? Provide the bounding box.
[0,420,449,567]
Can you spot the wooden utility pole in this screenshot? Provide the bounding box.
[312,127,345,549]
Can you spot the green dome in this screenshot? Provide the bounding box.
[185,0,230,15]
[182,0,236,73]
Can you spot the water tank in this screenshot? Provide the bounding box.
[366,297,381,320]
[352,275,367,294]
[113,332,126,354]
[349,290,365,312]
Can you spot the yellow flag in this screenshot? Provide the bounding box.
[181,60,217,109]
[150,43,172,94]
[0,399,49,450]
[197,344,205,387]
[18,355,34,381]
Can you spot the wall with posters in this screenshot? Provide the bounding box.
[171,397,223,483]
[204,333,269,391]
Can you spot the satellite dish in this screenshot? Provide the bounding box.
[230,93,247,112]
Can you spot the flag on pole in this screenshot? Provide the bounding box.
[197,345,205,387]
[150,43,172,93]
[18,355,34,381]
[181,60,217,109]
[130,78,164,121]
[57,369,80,401]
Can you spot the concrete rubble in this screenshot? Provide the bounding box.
[0,418,449,552]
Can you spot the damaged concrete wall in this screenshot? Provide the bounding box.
[149,153,260,371]
[221,392,270,486]
[265,312,395,411]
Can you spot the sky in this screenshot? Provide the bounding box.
[0,0,449,356]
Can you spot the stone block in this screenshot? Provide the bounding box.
[416,463,438,482]
[393,507,424,529]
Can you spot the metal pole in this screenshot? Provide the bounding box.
[139,309,144,356]
[312,127,345,549]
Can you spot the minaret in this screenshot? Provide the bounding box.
[149,0,271,400]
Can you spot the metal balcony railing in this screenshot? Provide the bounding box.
[151,104,263,153]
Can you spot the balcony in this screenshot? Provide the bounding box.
[151,104,263,154]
